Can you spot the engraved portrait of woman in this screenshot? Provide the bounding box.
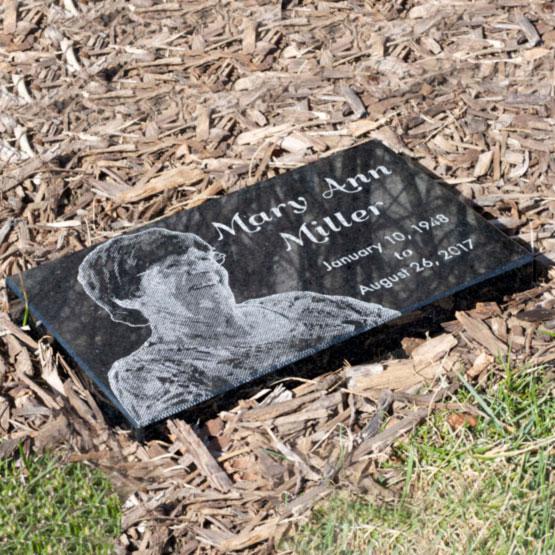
[77,228,400,426]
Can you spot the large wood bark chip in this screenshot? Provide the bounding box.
[167,419,233,493]
[456,311,507,357]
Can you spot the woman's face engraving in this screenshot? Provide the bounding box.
[132,246,233,316]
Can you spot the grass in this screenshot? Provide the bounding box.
[0,449,121,554]
[286,362,555,554]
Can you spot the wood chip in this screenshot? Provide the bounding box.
[349,334,457,391]
[353,409,428,461]
[115,167,204,204]
[514,13,541,47]
[466,351,494,378]
[34,415,70,452]
[340,84,367,119]
[167,419,233,493]
[242,19,257,55]
[3,0,17,35]
[266,427,321,481]
[0,312,38,350]
[456,311,508,357]
[241,391,322,421]
[474,150,493,177]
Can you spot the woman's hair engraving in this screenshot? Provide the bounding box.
[78,229,219,327]
[78,228,400,426]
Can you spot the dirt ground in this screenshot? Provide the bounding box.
[0,1,554,553]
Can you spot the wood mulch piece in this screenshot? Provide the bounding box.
[1,1,555,553]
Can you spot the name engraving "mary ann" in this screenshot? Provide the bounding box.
[212,196,308,241]
[211,164,392,250]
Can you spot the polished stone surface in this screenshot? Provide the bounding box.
[7,141,532,427]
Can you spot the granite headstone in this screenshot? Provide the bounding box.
[6,141,532,427]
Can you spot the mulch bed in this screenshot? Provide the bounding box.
[1,1,554,553]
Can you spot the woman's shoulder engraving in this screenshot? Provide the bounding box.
[108,347,231,425]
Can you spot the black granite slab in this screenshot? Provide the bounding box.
[6,140,532,428]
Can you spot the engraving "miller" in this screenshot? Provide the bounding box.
[280,203,384,251]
